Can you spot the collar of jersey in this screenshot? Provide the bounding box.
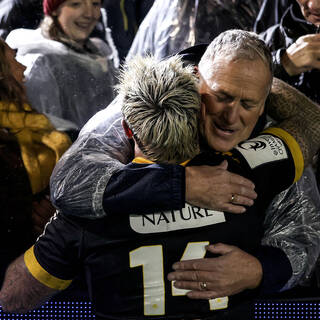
[132,157,190,167]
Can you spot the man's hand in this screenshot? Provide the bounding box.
[167,243,263,299]
[281,34,320,76]
[186,161,257,214]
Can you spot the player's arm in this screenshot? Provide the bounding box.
[0,214,79,313]
[0,255,58,313]
[266,77,320,165]
[104,80,320,215]
[52,98,256,219]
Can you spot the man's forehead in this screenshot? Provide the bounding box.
[201,54,268,74]
[199,57,271,100]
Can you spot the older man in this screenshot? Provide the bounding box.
[50,30,320,299]
[168,29,320,299]
[0,52,319,319]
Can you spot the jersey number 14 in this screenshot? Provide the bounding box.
[130,241,228,316]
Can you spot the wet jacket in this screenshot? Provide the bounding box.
[254,0,292,34]
[6,28,118,130]
[127,0,262,61]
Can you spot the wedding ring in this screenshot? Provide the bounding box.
[231,194,235,203]
[200,281,207,290]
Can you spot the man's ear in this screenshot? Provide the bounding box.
[200,99,206,121]
[122,119,133,139]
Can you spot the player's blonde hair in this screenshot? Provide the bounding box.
[118,55,201,163]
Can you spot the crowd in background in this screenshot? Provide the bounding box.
[0,0,320,317]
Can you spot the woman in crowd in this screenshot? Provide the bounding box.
[6,0,118,131]
[0,38,71,284]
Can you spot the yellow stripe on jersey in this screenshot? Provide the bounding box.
[24,246,72,290]
[132,157,190,167]
[263,127,304,182]
[132,157,154,164]
[180,159,191,167]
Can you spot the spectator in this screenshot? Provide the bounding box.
[126,0,263,60]
[259,0,320,104]
[0,0,115,47]
[0,37,71,285]
[6,0,118,131]
[0,53,319,318]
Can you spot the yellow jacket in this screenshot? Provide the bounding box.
[0,102,71,194]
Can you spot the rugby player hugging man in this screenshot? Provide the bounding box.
[1,52,319,319]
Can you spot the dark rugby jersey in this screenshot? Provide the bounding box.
[24,128,303,319]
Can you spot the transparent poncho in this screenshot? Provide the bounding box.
[127,0,263,60]
[51,97,320,291]
[6,28,118,130]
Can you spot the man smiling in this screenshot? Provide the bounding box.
[199,55,270,153]
[1,51,319,319]
[49,30,320,301]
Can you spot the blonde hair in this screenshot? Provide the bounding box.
[118,55,201,164]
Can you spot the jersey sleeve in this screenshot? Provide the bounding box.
[24,213,82,290]
[102,162,185,215]
[51,97,185,219]
[234,127,304,200]
[262,127,304,182]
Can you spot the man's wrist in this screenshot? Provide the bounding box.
[281,50,301,76]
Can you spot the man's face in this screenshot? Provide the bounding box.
[296,0,320,25]
[199,56,271,152]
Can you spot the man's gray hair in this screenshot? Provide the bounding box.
[199,29,273,89]
[118,55,201,163]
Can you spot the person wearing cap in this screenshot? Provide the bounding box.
[6,0,118,132]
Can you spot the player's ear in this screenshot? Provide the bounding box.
[122,119,134,139]
[194,66,199,78]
